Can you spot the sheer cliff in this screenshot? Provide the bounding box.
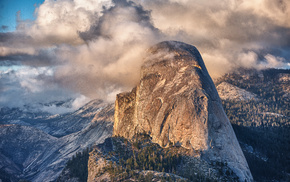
[113,41,253,182]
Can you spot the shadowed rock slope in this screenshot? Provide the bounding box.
[0,101,114,182]
[113,41,253,181]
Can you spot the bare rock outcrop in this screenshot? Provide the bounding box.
[113,41,253,181]
[216,82,257,101]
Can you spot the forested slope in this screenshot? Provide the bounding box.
[216,69,290,182]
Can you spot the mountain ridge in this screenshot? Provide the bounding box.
[0,100,114,182]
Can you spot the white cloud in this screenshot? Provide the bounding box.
[72,95,90,110]
[0,0,289,107]
[27,0,112,45]
[238,51,259,69]
[239,0,290,27]
[0,66,77,111]
[264,54,286,68]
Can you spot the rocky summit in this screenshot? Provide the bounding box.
[113,41,253,181]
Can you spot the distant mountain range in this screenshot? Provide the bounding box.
[0,100,114,182]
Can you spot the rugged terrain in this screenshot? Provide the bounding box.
[87,134,239,182]
[44,67,290,182]
[215,68,290,182]
[1,41,289,182]
[0,100,114,182]
[0,100,108,137]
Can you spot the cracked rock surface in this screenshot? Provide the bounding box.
[113,41,253,182]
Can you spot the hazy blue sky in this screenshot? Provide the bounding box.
[0,0,44,32]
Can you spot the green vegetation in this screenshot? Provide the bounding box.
[93,134,237,182]
[57,147,90,182]
[217,69,290,182]
[58,134,235,182]
[96,133,185,181]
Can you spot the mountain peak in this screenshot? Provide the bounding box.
[142,41,219,101]
[143,41,205,73]
[113,41,253,181]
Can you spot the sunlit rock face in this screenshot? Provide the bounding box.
[114,41,253,182]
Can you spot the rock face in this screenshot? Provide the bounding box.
[216,82,257,101]
[113,41,253,181]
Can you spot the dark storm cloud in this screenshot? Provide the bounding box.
[0,51,57,66]
[0,32,30,44]
[80,0,160,41]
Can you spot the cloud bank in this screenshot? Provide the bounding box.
[0,0,290,112]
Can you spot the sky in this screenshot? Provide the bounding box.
[0,0,45,32]
[0,0,290,114]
